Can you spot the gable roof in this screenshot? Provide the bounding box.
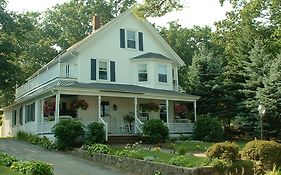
[131,52,171,61]
[27,9,185,80]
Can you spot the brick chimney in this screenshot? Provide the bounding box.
[92,15,101,32]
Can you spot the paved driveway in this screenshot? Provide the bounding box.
[0,139,131,175]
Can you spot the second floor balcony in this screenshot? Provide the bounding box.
[15,63,77,100]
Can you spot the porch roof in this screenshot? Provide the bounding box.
[63,83,200,100]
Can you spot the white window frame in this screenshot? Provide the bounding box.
[126,30,137,49]
[138,64,148,82]
[158,65,168,83]
[98,60,109,81]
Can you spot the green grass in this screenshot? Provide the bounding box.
[0,166,23,175]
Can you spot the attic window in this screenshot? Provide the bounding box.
[99,61,108,80]
[127,30,136,49]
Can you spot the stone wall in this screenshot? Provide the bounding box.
[69,149,219,175]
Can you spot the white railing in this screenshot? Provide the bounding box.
[98,117,108,141]
[39,121,56,134]
[135,116,144,134]
[16,63,77,99]
[167,123,194,134]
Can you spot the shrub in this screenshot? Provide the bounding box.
[265,166,281,175]
[86,144,111,156]
[210,159,254,175]
[177,147,187,155]
[16,131,32,141]
[142,119,169,143]
[0,152,18,167]
[38,136,56,150]
[242,140,281,170]
[206,141,241,162]
[86,122,105,144]
[52,119,85,150]
[169,155,189,166]
[11,160,54,175]
[115,149,142,159]
[193,115,223,142]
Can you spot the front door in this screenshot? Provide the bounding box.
[100,101,111,133]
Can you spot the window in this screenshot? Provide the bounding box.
[159,104,167,122]
[25,103,35,123]
[99,61,108,80]
[12,110,17,126]
[100,101,109,117]
[158,65,167,83]
[65,64,70,77]
[138,64,147,82]
[127,30,136,49]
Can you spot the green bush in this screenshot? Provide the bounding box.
[115,149,142,159]
[177,147,187,155]
[86,122,105,144]
[38,136,56,150]
[169,155,189,166]
[242,140,281,170]
[210,159,254,175]
[52,119,85,150]
[265,166,281,175]
[16,131,32,141]
[86,144,111,156]
[0,152,18,167]
[193,116,223,142]
[11,160,54,175]
[142,119,169,143]
[206,141,241,162]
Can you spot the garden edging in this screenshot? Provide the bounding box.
[68,149,220,175]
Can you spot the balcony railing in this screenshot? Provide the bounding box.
[16,63,77,100]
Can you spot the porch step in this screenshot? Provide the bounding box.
[107,135,142,144]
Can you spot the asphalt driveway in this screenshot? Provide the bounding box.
[0,139,131,175]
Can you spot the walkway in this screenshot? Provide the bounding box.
[0,139,131,175]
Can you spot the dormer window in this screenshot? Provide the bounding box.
[158,65,167,83]
[127,30,136,49]
[99,61,108,80]
[138,64,147,82]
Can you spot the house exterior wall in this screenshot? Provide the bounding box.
[77,13,178,91]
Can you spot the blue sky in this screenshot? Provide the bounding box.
[7,0,232,28]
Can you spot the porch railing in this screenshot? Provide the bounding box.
[135,116,144,134]
[99,117,108,141]
[39,121,56,134]
[167,123,194,134]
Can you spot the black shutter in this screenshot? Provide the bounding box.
[120,29,125,48]
[19,107,23,125]
[110,61,116,82]
[91,59,96,80]
[138,32,143,51]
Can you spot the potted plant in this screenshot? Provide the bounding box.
[70,99,88,110]
[123,112,135,133]
[174,104,188,119]
[43,101,55,121]
[140,102,159,112]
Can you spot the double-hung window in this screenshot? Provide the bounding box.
[127,30,136,49]
[138,64,147,82]
[99,61,108,80]
[158,65,167,83]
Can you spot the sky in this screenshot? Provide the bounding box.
[6,0,232,28]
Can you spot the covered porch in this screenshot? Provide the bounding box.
[38,83,200,141]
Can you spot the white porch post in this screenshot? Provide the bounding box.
[55,93,60,123]
[166,100,169,131]
[98,95,101,121]
[134,97,138,134]
[40,99,44,134]
[194,100,197,122]
[35,100,40,134]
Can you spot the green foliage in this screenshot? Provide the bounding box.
[209,159,254,175]
[206,141,241,162]
[52,119,85,150]
[11,160,54,175]
[265,166,281,175]
[86,144,111,156]
[242,140,281,169]
[142,119,169,143]
[16,131,55,150]
[0,152,18,167]
[86,122,105,144]
[193,116,224,142]
[168,155,189,166]
[115,149,142,159]
[177,147,187,155]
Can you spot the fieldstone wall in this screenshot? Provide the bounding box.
[69,149,219,175]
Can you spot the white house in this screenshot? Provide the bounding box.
[0,10,199,142]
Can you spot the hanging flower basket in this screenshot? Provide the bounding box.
[174,104,188,118]
[70,99,88,110]
[43,101,55,117]
[140,102,159,112]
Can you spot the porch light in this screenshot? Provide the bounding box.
[258,104,266,140]
[113,104,118,111]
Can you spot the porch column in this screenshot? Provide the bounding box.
[35,100,40,134]
[98,95,101,121]
[40,99,44,134]
[194,100,197,122]
[55,93,60,123]
[166,99,169,123]
[134,97,138,134]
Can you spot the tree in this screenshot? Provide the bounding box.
[257,53,281,139]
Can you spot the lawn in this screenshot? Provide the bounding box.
[0,166,23,175]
